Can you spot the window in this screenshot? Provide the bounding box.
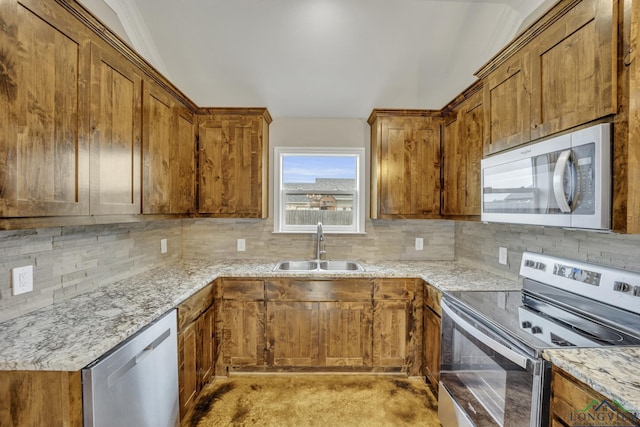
[274,147,365,233]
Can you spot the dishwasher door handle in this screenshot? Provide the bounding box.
[107,328,171,388]
[442,300,530,370]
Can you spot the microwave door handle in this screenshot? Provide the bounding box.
[552,149,574,213]
[441,301,529,369]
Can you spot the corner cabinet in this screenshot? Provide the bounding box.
[142,80,197,214]
[373,279,423,375]
[442,84,483,217]
[198,109,271,218]
[177,283,215,420]
[422,282,442,393]
[368,110,443,219]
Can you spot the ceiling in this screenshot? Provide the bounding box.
[84,0,550,119]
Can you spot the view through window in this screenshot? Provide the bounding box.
[275,148,364,233]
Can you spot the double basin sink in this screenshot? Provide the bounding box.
[273,260,364,272]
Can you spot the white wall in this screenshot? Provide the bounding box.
[268,118,371,218]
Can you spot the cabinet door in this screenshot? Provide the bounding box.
[423,306,441,392]
[266,302,319,366]
[372,300,409,367]
[198,304,215,387]
[0,0,90,217]
[530,0,616,140]
[441,115,460,216]
[198,114,268,217]
[460,97,483,215]
[89,42,141,215]
[142,82,196,214]
[178,320,198,418]
[222,300,266,366]
[319,301,373,367]
[483,52,531,156]
[376,117,441,218]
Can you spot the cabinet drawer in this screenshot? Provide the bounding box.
[178,284,214,331]
[373,278,418,299]
[222,279,264,300]
[266,279,372,302]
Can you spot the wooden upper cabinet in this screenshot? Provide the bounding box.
[442,87,483,217]
[0,0,90,217]
[198,109,270,217]
[529,0,617,141]
[369,110,442,219]
[142,80,196,214]
[483,51,531,156]
[88,42,141,215]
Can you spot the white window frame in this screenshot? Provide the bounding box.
[273,147,366,234]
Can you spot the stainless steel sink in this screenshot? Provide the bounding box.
[319,260,364,271]
[273,260,319,271]
[273,260,364,272]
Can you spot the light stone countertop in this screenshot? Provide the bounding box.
[0,259,519,372]
[2,258,638,413]
[543,348,640,415]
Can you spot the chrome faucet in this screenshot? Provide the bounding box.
[316,222,326,260]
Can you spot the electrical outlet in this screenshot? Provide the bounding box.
[237,238,246,252]
[498,247,508,265]
[161,239,168,254]
[415,237,424,251]
[12,265,33,296]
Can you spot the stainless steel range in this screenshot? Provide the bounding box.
[438,252,640,427]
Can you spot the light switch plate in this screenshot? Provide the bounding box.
[161,239,168,254]
[498,247,508,265]
[237,239,246,252]
[12,265,33,295]
[415,238,424,251]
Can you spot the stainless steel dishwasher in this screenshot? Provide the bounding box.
[82,309,179,427]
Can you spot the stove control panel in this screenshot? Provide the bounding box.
[518,307,602,347]
[521,252,640,315]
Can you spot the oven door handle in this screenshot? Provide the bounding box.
[442,300,530,370]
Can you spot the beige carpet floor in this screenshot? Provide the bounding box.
[185,375,440,427]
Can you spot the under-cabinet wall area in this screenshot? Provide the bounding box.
[182,218,455,262]
[0,220,182,322]
[455,221,640,279]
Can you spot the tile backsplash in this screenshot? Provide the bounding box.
[182,218,455,263]
[0,220,182,323]
[4,216,640,323]
[455,221,640,279]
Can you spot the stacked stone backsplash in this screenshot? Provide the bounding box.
[0,220,182,323]
[182,218,455,263]
[455,221,640,279]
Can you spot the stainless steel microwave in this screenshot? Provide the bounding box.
[481,123,611,230]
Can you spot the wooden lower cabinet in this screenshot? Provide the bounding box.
[217,279,266,373]
[177,284,215,420]
[265,279,373,369]
[319,301,372,367]
[423,282,442,393]
[0,371,83,427]
[372,279,423,375]
[267,301,320,366]
[550,366,640,426]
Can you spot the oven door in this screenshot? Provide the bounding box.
[439,298,550,427]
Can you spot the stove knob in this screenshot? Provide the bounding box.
[521,321,532,329]
[531,326,542,334]
[634,286,640,297]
